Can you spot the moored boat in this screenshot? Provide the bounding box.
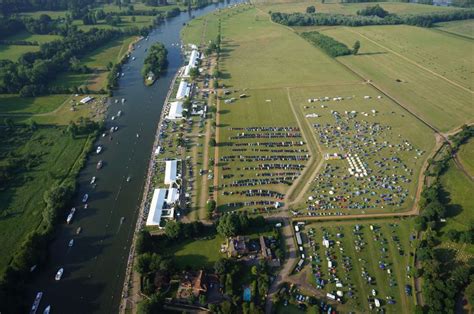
[55,268,64,281]
[90,176,96,184]
[43,305,51,314]
[68,239,74,247]
[97,160,103,169]
[82,193,89,203]
[66,207,76,224]
[96,146,102,154]
[30,292,43,314]
[76,227,82,234]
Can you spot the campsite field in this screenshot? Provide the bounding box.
[435,19,474,38]
[294,219,416,313]
[289,84,434,215]
[458,138,474,177]
[0,127,91,275]
[318,25,474,132]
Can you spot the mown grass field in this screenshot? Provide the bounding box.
[81,36,136,68]
[0,127,90,274]
[73,15,156,31]
[255,0,461,15]
[181,10,221,45]
[0,94,69,114]
[458,138,474,177]
[317,25,474,132]
[168,234,224,269]
[435,19,474,38]
[297,219,416,312]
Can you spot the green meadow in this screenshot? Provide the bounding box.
[435,19,474,38]
[458,138,474,177]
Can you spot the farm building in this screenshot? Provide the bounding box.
[164,160,178,185]
[166,101,184,120]
[176,80,190,100]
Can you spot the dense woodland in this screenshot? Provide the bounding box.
[271,8,474,27]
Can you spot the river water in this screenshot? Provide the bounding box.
[27,2,239,313]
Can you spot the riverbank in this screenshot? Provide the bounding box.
[119,64,182,313]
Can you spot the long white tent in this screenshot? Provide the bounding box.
[176,80,190,100]
[166,101,183,120]
[164,160,177,185]
[146,189,167,226]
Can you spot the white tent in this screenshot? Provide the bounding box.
[188,50,200,67]
[166,101,183,120]
[176,80,190,100]
[164,160,177,185]
[146,189,167,226]
[166,187,179,204]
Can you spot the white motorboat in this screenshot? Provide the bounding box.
[55,268,64,281]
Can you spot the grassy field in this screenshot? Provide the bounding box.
[0,44,40,61]
[435,19,474,38]
[81,36,136,68]
[181,10,221,45]
[0,127,90,274]
[73,15,156,31]
[0,94,69,114]
[168,234,225,269]
[3,30,62,44]
[255,0,461,15]
[458,138,474,177]
[318,25,474,132]
[295,219,416,312]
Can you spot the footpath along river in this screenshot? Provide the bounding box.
[27,1,240,313]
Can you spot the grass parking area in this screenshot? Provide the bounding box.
[317,25,474,132]
[294,219,416,312]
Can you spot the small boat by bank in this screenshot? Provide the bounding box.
[97,160,103,169]
[96,146,102,154]
[120,217,125,224]
[66,207,76,224]
[76,227,82,234]
[122,98,126,103]
[90,176,96,184]
[55,268,64,281]
[43,305,51,314]
[68,239,74,247]
[82,194,89,203]
[117,110,122,117]
[126,176,131,182]
[30,292,43,314]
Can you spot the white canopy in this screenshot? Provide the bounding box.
[146,189,167,226]
[167,101,183,120]
[164,160,177,185]
[176,80,190,100]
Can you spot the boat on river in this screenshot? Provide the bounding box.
[55,268,64,281]
[30,292,43,314]
[68,239,74,247]
[76,227,82,234]
[43,305,51,314]
[82,193,89,203]
[96,146,102,154]
[117,110,122,117]
[66,207,76,224]
[90,176,96,184]
[97,160,103,169]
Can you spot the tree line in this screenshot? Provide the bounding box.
[413,125,474,313]
[142,42,168,82]
[271,8,474,27]
[300,31,353,57]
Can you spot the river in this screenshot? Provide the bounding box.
[27,1,239,313]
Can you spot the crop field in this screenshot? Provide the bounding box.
[435,19,474,38]
[289,84,435,215]
[294,219,416,312]
[0,127,90,274]
[255,0,460,15]
[458,138,474,177]
[0,44,39,61]
[318,25,474,132]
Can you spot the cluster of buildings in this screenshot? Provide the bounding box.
[223,235,280,267]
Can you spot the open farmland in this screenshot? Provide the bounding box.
[0,44,40,61]
[293,219,416,312]
[435,19,474,38]
[289,84,434,215]
[317,25,474,132]
[254,0,461,15]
